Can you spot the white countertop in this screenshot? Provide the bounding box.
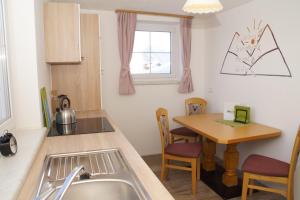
[0,128,47,200]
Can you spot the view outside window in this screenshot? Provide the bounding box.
[0,0,11,125]
[130,31,171,74]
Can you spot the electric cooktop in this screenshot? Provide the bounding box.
[47,117,115,137]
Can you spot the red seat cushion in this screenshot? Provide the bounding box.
[170,127,198,138]
[165,143,201,158]
[242,154,290,177]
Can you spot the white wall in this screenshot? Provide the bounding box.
[34,0,52,117]
[6,0,44,129]
[99,11,206,155]
[203,0,300,196]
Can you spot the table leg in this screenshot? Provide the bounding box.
[222,144,239,187]
[203,138,216,171]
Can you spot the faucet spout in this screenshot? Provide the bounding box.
[54,165,84,200]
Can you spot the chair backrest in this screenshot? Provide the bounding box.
[288,127,300,184]
[185,97,207,116]
[156,108,171,154]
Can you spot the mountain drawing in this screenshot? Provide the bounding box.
[220,24,292,77]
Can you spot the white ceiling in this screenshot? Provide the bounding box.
[62,0,253,15]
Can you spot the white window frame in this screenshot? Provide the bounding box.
[0,0,13,130]
[131,20,182,85]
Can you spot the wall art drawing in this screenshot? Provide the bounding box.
[220,20,292,77]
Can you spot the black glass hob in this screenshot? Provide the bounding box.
[47,117,115,137]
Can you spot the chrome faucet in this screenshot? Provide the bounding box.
[53,165,85,200]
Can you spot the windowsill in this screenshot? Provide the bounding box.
[133,79,180,85]
[0,128,47,200]
[0,117,14,132]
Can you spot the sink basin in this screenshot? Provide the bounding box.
[35,149,150,200]
[48,180,140,200]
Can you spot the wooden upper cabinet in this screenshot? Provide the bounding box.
[51,14,101,113]
[44,2,81,64]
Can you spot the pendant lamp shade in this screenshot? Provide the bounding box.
[183,0,223,14]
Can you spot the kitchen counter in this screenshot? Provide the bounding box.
[0,128,47,200]
[17,111,174,200]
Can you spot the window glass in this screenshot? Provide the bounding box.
[133,31,150,52]
[151,32,171,52]
[151,53,171,74]
[131,52,151,74]
[0,0,11,125]
[131,31,171,75]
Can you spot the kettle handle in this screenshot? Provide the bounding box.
[60,96,71,110]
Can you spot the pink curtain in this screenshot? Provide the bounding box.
[117,12,137,95]
[178,18,194,93]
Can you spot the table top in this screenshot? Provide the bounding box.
[173,113,281,144]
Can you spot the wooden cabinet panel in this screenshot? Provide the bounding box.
[51,14,101,112]
[44,2,81,63]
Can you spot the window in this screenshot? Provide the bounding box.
[130,21,181,84]
[0,0,11,125]
[131,31,171,74]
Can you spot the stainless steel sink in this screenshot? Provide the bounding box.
[35,149,151,200]
[47,180,140,200]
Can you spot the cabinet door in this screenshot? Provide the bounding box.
[44,3,81,63]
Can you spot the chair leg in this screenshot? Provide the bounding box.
[249,179,254,196]
[160,157,166,181]
[287,182,294,200]
[197,158,200,180]
[191,159,197,195]
[165,160,169,179]
[242,173,249,200]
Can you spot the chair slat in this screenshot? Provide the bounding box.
[248,185,287,197]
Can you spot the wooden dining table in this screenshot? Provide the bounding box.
[173,113,281,187]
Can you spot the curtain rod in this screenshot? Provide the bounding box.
[115,9,194,19]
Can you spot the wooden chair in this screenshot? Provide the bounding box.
[241,128,300,200]
[170,97,208,143]
[185,97,207,116]
[156,108,201,194]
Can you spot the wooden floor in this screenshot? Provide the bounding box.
[143,155,286,200]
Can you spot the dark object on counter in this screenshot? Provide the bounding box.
[80,172,91,180]
[48,117,115,137]
[55,95,76,125]
[0,131,17,157]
